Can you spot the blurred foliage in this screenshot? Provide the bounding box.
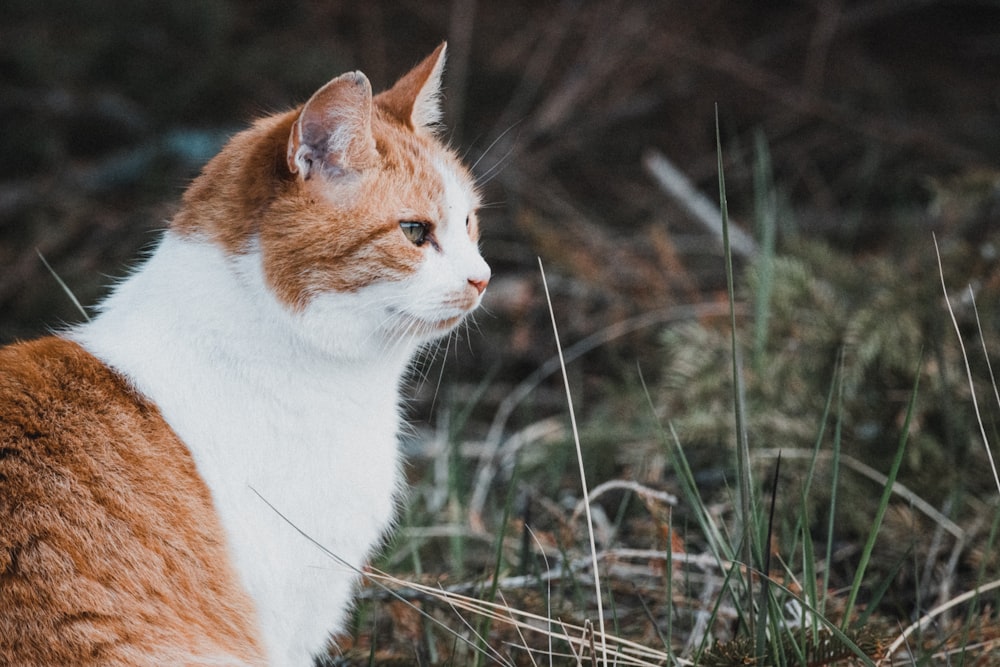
[660,225,1000,498]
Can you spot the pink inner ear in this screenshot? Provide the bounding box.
[374,43,447,132]
[288,71,377,180]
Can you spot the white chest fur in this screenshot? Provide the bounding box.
[74,233,417,666]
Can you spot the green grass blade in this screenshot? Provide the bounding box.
[787,351,840,550]
[855,546,911,628]
[754,453,781,661]
[715,105,757,640]
[822,350,846,617]
[751,129,777,372]
[800,513,819,638]
[638,364,733,565]
[841,355,922,629]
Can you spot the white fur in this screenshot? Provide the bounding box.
[411,46,446,131]
[71,159,488,666]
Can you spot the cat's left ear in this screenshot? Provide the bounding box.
[375,43,447,134]
[287,71,378,181]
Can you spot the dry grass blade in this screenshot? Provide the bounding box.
[969,286,1000,418]
[537,257,608,663]
[437,585,514,667]
[36,250,90,322]
[360,568,688,666]
[495,589,538,667]
[933,233,1000,496]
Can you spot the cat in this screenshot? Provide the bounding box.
[0,43,490,666]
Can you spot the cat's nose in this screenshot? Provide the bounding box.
[469,276,489,295]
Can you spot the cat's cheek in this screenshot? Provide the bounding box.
[406,254,489,321]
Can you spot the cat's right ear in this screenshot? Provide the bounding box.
[287,71,378,181]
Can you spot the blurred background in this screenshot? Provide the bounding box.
[4,0,1000,487]
[2,0,998,343]
[4,1,1000,657]
[4,0,1000,501]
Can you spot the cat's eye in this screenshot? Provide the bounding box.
[399,221,430,246]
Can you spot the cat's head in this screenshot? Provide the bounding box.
[176,44,490,356]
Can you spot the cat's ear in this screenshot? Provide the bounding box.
[287,71,378,181]
[375,43,447,133]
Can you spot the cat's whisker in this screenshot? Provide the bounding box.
[469,119,522,175]
[475,143,517,187]
[462,317,483,354]
[426,332,455,413]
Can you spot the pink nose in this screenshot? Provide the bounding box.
[469,277,489,295]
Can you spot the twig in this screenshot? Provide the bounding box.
[881,578,1000,664]
[643,149,758,259]
[570,480,677,527]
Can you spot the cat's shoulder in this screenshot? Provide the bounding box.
[1,335,155,427]
[0,335,218,498]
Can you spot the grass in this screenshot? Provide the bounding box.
[331,131,1000,666]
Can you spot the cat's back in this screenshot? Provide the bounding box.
[0,336,264,666]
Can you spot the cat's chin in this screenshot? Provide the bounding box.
[424,314,465,333]
[391,311,469,340]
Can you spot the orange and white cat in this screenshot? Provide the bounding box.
[0,44,489,666]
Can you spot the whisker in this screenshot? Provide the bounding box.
[475,143,517,186]
[470,120,523,174]
[436,331,459,399]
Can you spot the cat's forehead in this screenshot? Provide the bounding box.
[435,157,475,213]
[374,125,479,213]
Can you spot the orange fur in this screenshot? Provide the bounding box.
[0,338,264,666]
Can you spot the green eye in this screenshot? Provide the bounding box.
[399,221,430,246]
